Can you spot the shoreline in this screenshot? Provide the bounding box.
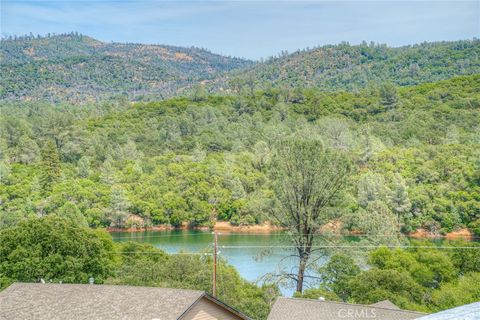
[107,221,286,234]
[107,222,474,240]
[407,228,474,241]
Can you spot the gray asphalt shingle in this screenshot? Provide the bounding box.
[267,297,426,320]
[0,283,204,320]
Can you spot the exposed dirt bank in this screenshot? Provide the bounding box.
[408,228,473,240]
[106,216,475,240]
[213,221,285,233]
[106,221,285,233]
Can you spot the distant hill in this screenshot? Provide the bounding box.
[0,33,253,103]
[214,40,480,93]
[2,34,479,103]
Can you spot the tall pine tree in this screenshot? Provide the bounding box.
[390,173,411,232]
[40,140,61,193]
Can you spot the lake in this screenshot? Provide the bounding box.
[110,230,471,296]
[111,230,327,296]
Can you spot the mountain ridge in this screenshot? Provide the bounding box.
[1,33,479,103]
[0,33,253,103]
[210,39,480,94]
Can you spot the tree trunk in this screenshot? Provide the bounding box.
[296,255,308,293]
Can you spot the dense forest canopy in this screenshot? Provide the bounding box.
[1,74,479,235]
[217,39,480,92]
[0,33,253,103]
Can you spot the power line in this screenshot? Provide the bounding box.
[111,233,214,240]
[110,231,480,240]
[111,245,480,256]
[219,245,480,249]
[115,251,212,255]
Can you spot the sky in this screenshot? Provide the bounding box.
[1,0,479,59]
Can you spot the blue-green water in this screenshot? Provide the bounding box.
[110,230,473,296]
[110,230,320,296]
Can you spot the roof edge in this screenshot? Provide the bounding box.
[274,297,426,315]
[177,292,251,320]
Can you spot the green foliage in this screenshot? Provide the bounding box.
[107,185,130,227]
[55,201,88,227]
[106,241,278,320]
[39,140,61,192]
[379,83,398,108]
[431,272,480,310]
[220,40,480,94]
[390,173,412,231]
[0,216,115,283]
[0,217,278,319]
[306,244,480,313]
[0,75,479,234]
[270,137,352,292]
[348,268,425,309]
[0,33,253,103]
[77,156,90,178]
[318,254,360,301]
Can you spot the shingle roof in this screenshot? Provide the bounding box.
[0,283,204,320]
[413,302,480,320]
[370,299,401,310]
[267,297,426,320]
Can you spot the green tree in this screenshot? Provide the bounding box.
[390,173,411,231]
[100,155,116,184]
[348,269,425,309]
[431,272,480,310]
[192,84,207,102]
[108,242,278,320]
[107,185,130,227]
[40,140,61,192]
[12,135,40,164]
[379,83,398,108]
[356,201,398,236]
[121,140,141,161]
[270,137,351,293]
[0,216,115,284]
[55,201,87,227]
[77,156,90,178]
[318,254,360,301]
[0,160,11,183]
[357,172,388,208]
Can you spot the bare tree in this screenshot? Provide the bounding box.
[270,137,351,293]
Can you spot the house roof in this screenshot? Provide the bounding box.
[267,297,426,320]
[370,299,401,310]
[0,283,250,320]
[413,302,480,320]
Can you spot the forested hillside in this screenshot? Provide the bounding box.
[2,35,480,103]
[1,75,479,235]
[218,40,480,93]
[0,33,253,103]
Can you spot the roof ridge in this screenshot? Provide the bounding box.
[277,297,426,315]
[11,282,205,293]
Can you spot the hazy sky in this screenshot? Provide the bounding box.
[1,1,479,59]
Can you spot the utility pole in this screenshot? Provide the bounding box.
[212,231,218,297]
